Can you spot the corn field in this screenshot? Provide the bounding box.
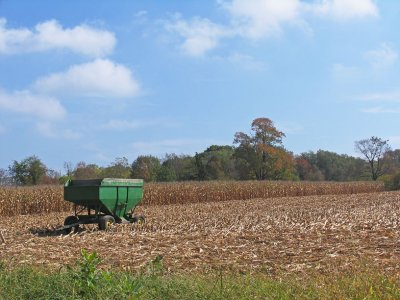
[1,191,399,274]
[0,181,384,217]
[143,181,384,205]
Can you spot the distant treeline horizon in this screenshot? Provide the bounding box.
[1,118,399,190]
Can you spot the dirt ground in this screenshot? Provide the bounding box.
[1,191,400,275]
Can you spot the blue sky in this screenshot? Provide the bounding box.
[0,0,399,172]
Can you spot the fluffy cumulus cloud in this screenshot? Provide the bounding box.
[226,0,379,36]
[164,16,230,56]
[224,0,301,39]
[0,89,66,120]
[165,0,379,56]
[0,18,142,140]
[0,18,115,57]
[33,59,140,98]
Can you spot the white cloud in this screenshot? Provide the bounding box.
[364,43,398,68]
[135,10,148,19]
[331,63,360,78]
[164,16,230,56]
[227,53,266,70]
[164,1,302,55]
[226,0,379,34]
[103,119,179,131]
[135,11,148,18]
[362,106,400,114]
[0,89,66,120]
[0,18,115,57]
[36,122,81,139]
[103,120,143,130]
[310,0,378,20]
[223,0,301,39]
[33,59,140,98]
[277,121,304,134]
[164,0,379,56]
[358,91,400,102]
[103,119,180,131]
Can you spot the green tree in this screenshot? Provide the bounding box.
[195,152,207,180]
[296,150,368,181]
[233,156,254,180]
[196,145,235,180]
[379,149,400,190]
[316,150,367,181]
[295,153,325,181]
[101,157,131,178]
[157,165,177,182]
[73,162,101,180]
[8,155,47,185]
[161,154,198,181]
[131,155,161,182]
[355,136,390,180]
[382,149,400,174]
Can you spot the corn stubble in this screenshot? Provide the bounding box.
[0,181,384,217]
[0,191,399,275]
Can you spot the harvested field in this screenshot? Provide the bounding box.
[0,181,384,216]
[1,191,400,275]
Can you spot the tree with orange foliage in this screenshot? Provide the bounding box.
[233,118,296,180]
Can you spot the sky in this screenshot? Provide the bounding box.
[0,0,399,173]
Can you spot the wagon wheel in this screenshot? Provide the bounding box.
[98,215,115,231]
[64,216,79,234]
[135,215,145,225]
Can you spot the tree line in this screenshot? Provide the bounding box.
[1,118,399,189]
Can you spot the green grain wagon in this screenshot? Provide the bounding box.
[63,178,145,233]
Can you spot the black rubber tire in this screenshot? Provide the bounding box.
[64,216,79,234]
[98,215,115,231]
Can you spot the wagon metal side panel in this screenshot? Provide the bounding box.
[64,178,144,221]
[127,186,143,212]
[99,186,122,217]
[99,185,143,219]
[64,185,100,207]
